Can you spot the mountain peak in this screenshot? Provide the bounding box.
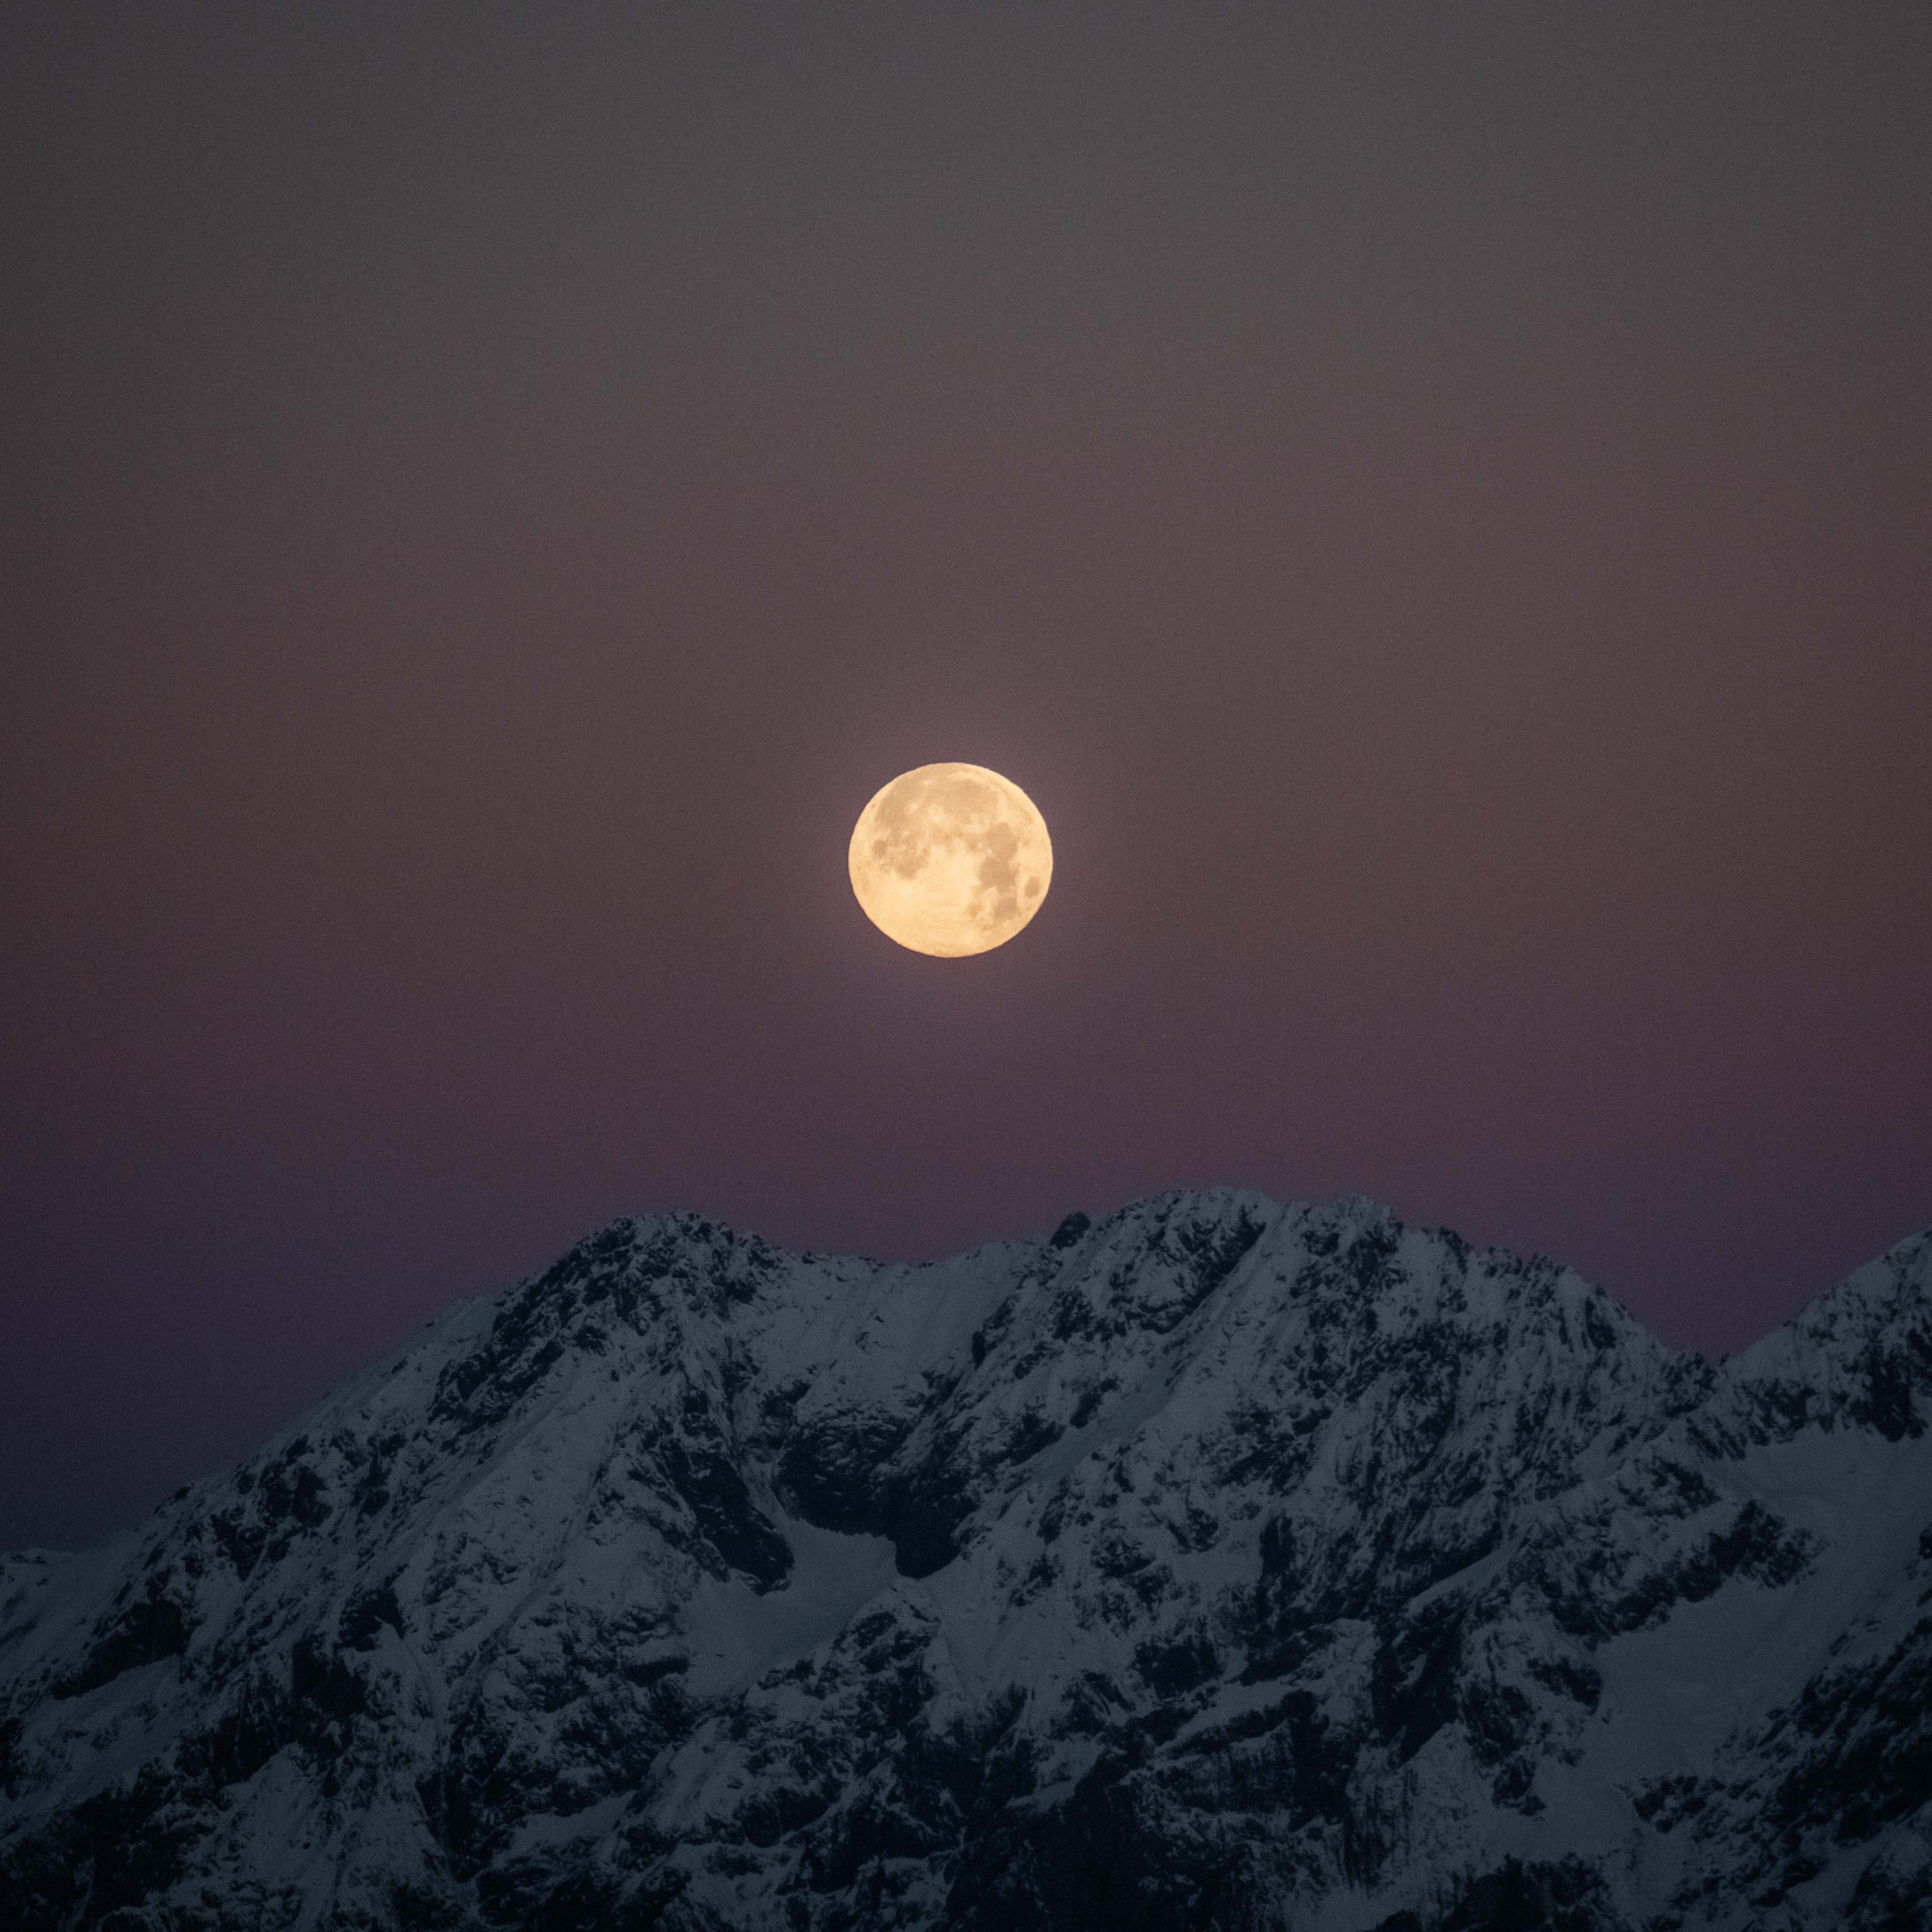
[1710,1227,1932,1449]
[4,1197,1930,1931]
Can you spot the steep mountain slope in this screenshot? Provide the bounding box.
[2,1191,1928,1932]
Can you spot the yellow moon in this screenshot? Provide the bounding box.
[848,763,1053,956]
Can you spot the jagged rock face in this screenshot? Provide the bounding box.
[2,1191,1930,1932]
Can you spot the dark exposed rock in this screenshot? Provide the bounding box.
[49,1577,194,1700]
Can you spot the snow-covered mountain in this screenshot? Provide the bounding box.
[3,1189,1930,1931]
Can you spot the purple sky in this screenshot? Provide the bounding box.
[4,3,1929,1552]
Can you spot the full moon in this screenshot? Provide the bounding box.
[848,763,1053,957]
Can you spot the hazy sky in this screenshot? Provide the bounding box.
[4,1,1928,1551]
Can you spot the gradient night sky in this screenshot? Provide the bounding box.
[4,3,1928,1553]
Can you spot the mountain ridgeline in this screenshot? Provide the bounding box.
[3,1190,1931,1931]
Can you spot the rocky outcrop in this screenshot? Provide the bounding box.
[2,1192,1928,1930]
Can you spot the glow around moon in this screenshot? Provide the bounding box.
[848,763,1053,957]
